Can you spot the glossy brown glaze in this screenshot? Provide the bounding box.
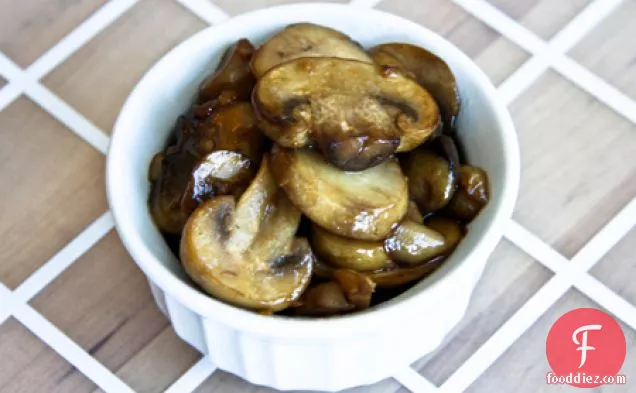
[366,257,445,288]
[445,165,490,221]
[310,224,392,271]
[320,134,400,172]
[294,269,375,315]
[149,150,199,234]
[426,216,464,254]
[192,90,239,121]
[294,281,355,316]
[198,38,256,103]
[332,269,376,309]
[148,102,262,234]
[196,102,264,163]
[384,221,446,265]
[190,150,255,202]
[405,136,460,214]
[459,165,489,204]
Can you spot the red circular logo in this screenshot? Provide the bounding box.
[546,308,626,388]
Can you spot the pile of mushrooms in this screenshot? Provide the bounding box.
[148,24,490,316]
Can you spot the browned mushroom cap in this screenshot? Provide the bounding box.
[195,102,264,163]
[310,224,392,271]
[294,281,355,316]
[180,156,313,312]
[173,114,199,152]
[190,150,255,203]
[367,257,445,288]
[426,216,464,254]
[270,146,409,241]
[445,165,490,222]
[444,192,478,222]
[332,269,376,309]
[321,135,401,172]
[370,43,460,127]
[384,221,447,266]
[405,201,424,224]
[294,269,375,315]
[148,152,164,182]
[250,23,372,78]
[192,91,240,121]
[149,103,262,236]
[198,39,256,103]
[254,58,440,170]
[459,165,489,204]
[405,135,460,214]
[149,150,199,234]
[313,258,337,279]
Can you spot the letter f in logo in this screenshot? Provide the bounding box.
[572,324,602,368]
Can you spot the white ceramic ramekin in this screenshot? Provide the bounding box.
[106,3,519,391]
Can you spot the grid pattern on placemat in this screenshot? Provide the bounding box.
[0,0,635,392]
